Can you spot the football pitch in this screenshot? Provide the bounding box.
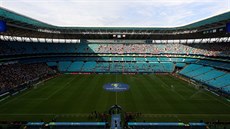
[0,74,230,122]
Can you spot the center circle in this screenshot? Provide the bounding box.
[103,82,129,92]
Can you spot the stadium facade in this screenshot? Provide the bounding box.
[0,7,230,129]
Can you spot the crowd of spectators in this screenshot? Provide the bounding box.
[0,63,53,93]
[0,42,229,57]
[97,43,230,57]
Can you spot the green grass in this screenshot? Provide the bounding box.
[0,74,230,122]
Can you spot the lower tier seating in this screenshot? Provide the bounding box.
[57,61,174,73]
[180,64,230,94]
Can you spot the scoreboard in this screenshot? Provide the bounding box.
[227,22,230,33]
[0,21,6,32]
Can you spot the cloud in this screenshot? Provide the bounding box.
[2,0,230,27]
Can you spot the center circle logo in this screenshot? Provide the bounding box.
[103,82,129,92]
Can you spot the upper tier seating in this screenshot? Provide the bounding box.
[1,42,229,57]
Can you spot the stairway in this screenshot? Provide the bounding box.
[111,114,121,129]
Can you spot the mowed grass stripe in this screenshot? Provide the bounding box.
[51,75,88,113]
[0,74,229,122]
[154,75,203,114]
[0,75,74,114]
[27,75,83,114]
[156,75,230,114]
[118,75,138,112]
[123,75,153,112]
[142,75,177,113]
[79,74,109,113]
[135,75,168,113]
[0,76,64,109]
[57,74,97,113]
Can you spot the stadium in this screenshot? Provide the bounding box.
[0,2,230,129]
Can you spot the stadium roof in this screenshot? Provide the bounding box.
[0,7,230,39]
[1,7,230,31]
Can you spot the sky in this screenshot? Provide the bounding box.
[1,0,230,27]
